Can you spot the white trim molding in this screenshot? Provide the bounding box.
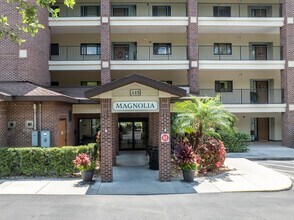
[110,60,189,70]
[49,61,101,71]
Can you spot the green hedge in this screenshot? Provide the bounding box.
[0,144,98,177]
[219,131,251,153]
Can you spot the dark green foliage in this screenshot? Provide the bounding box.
[0,144,98,177]
[219,131,250,153]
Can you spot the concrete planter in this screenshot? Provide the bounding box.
[182,170,195,182]
[82,170,94,182]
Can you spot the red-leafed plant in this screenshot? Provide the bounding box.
[196,137,226,173]
[174,142,200,170]
[73,153,95,171]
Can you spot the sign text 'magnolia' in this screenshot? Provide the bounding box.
[112,101,158,112]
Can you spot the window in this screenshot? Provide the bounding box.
[51,81,59,86]
[213,6,231,17]
[80,44,100,55]
[81,81,100,86]
[152,6,171,16]
[153,43,171,55]
[81,6,100,17]
[50,44,59,56]
[214,43,232,55]
[215,81,233,92]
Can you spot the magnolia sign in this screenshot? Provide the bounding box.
[112,101,158,112]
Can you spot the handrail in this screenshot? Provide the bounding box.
[198,3,282,18]
[199,89,284,104]
[199,45,283,60]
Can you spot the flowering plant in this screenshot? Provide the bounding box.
[173,142,200,171]
[196,137,226,173]
[73,153,95,171]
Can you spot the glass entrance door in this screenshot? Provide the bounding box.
[119,119,148,150]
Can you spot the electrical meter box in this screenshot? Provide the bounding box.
[32,131,38,146]
[41,130,50,148]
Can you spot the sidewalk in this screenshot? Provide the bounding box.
[227,142,294,160]
[0,157,292,195]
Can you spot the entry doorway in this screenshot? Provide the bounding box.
[58,119,67,146]
[257,118,269,141]
[119,118,148,150]
[252,44,267,60]
[114,44,129,60]
[255,81,268,104]
[251,9,267,17]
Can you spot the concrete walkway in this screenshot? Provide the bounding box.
[227,142,294,160]
[0,149,292,195]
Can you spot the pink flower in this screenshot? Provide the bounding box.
[215,161,222,168]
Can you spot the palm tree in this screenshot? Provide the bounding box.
[172,96,236,150]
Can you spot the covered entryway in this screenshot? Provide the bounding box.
[85,74,186,182]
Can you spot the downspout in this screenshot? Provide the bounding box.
[33,103,37,131]
[39,103,42,131]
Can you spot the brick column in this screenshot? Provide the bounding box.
[112,113,118,165]
[149,113,159,146]
[158,98,171,181]
[100,99,113,181]
[281,0,294,148]
[0,103,8,147]
[187,0,199,95]
[100,0,111,85]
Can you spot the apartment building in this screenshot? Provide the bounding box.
[0,0,293,181]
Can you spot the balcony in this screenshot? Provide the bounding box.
[110,45,189,70]
[199,45,285,70]
[199,89,286,113]
[199,89,284,104]
[198,3,284,34]
[49,46,101,71]
[110,2,188,33]
[49,2,101,33]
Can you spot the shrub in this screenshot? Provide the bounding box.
[219,131,250,153]
[196,137,226,173]
[173,142,200,171]
[0,144,98,177]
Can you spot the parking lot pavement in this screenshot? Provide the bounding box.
[257,160,294,182]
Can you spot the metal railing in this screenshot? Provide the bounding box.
[50,46,100,61]
[199,89,284,104]
[198,3,282,17]
[51,2,100,17]
[110,2,187,16]
[199,46,283,60]
[111,46,187,60]
[51,2,186,17]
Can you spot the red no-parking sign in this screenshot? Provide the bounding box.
[161,133,170,143]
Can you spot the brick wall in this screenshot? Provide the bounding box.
[149,113,159,147]
[281,0,294,148]
[0,0,50,86]
[158,98,171,181]
[100,0,111,84]
[187,0,199,94]
[100,99,113,182]
[0,103,8,147]
[3,102,73,147]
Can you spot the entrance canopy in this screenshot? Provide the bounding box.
[85,74,187,113]
[84,74,186,182]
